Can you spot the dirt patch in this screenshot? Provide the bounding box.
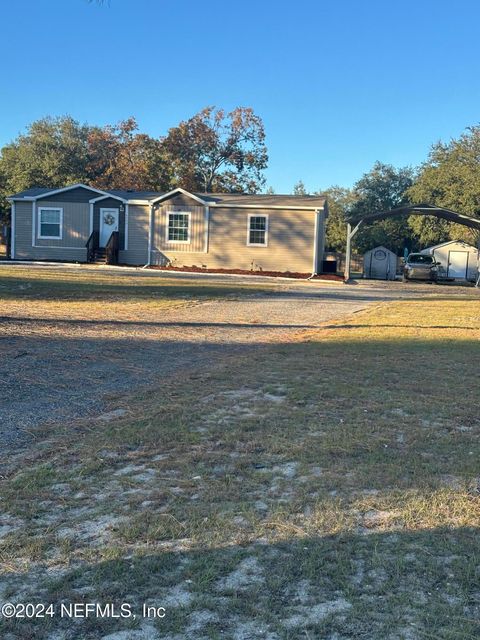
[217,557,265,591]
[284,598,352,628]
[149,264,344,281]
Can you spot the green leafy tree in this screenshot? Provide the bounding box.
[162,106,268,193]
[407,126,480,245]
[349,161,416,254]
[0,116,93,225]
[293,180,307,195]
[320,186,356,252]
[0,116,90,204]
[0,115,172,225]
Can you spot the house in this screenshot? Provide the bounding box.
[7,184,328,274]
[420,240,479,281]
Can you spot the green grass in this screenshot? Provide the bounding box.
[0,279,479,638]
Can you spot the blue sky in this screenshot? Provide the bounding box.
[1,0,480,193]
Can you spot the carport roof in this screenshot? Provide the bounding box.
[348,203,480,231]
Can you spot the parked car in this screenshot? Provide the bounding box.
[403,253,440,282]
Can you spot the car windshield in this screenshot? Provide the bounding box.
[408,254,433,264]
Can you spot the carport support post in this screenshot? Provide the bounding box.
[344,220,362,283]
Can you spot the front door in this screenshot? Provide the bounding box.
[447,250,468,279]
[100,208,119,248]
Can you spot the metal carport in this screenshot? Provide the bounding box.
[344,203,480,285]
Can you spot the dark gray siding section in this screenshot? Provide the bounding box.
[37,187,99,203]
[119,204,149,265]
[13,199,88,261]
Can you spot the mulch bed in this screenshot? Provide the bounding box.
[149,265,343,281]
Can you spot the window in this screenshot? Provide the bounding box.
[167,212,190,243]
[407,254,433,264]
[38,207,62,239]
[247,214,268,246]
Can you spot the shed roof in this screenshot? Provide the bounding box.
[363,245,397,255]
[421,240,479,251]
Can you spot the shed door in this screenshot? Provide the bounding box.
[447,251,468,279]
[370,249,389,279]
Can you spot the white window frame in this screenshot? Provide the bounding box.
[247,213,268,247]
[166,211,191,244]
[38,207,63,240]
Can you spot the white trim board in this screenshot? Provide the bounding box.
[211,203,325,211]
[89,203,94,235]
[31,201,35,247]
[89,193,127,204]
[124,203,129,251]
[28,246,86,250]
[10,202,15,259]
[126,199,324,211]
[203,205,210,253]
[312,210,320,275]
[150,187,208,206]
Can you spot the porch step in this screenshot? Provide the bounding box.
[92,249,107,264]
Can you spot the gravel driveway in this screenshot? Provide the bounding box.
[0,267,474,453]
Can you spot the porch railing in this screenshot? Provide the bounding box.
[86,230,99,263]
[105,231,119,265]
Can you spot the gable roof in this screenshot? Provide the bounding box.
[196,192,327,208]
[8,184,326,210]
[8,187,53,198]
[7,183,127,202]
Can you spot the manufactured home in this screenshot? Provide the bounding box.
[8,185,328,274]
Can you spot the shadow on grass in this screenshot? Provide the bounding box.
[3,269,477,304]
[0,316,318,330]
[1,528,479,639]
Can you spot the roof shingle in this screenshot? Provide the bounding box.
[8,185,326,209]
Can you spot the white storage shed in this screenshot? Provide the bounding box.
[420,240,479,281]
[363,246,397,280]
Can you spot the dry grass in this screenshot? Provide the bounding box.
[0,265,277,326]
[0,280,479,639]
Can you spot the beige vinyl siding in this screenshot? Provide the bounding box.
[13,199,88,261]
[119,204,149,265]
[152,207,322,273]
[152,204,205,254]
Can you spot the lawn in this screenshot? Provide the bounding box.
[0,265,275,319]
[0,274,479,639]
